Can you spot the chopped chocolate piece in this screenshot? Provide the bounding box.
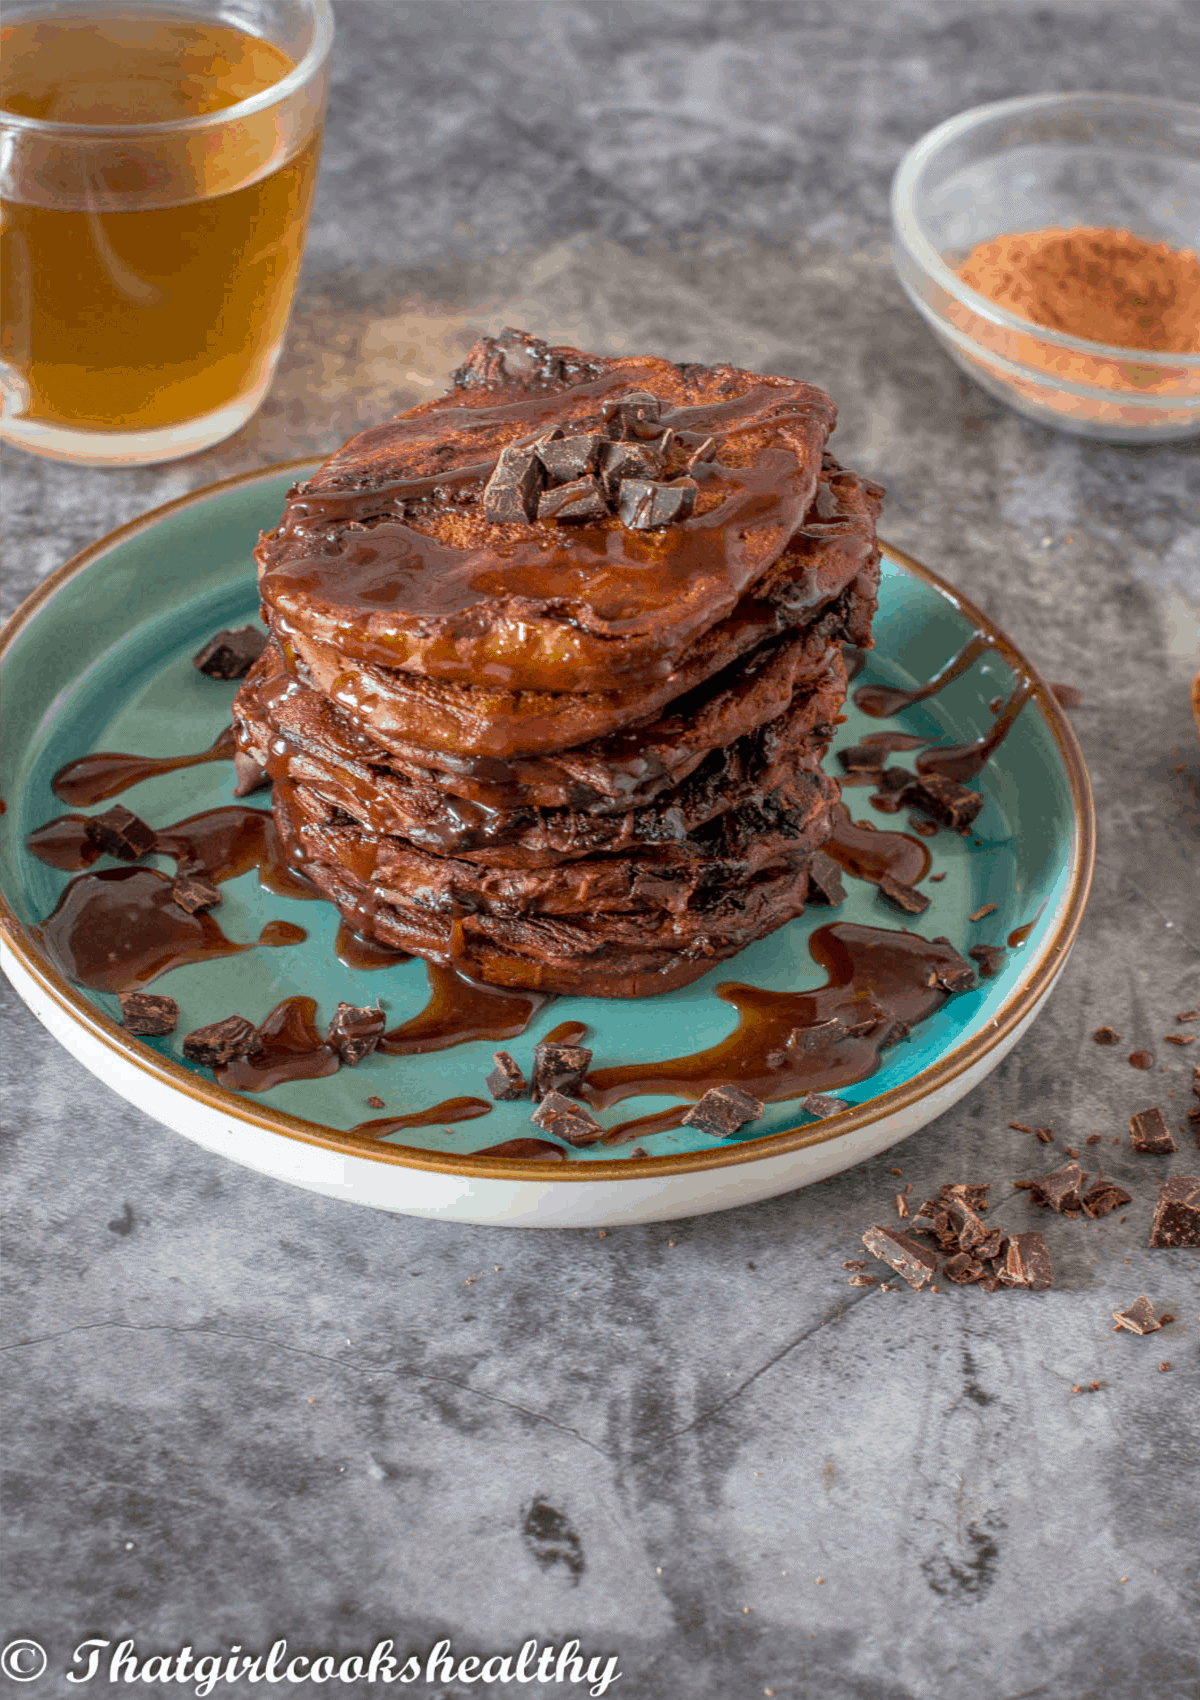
[969,943,1006,978]
[192,625,267,679]
[1093,1026,1122,1045]
[806,851,846,906]
[86,804,157,862]
[969,901,998,922]
[786,1017,849,1056]
[941,1182,990,1213]
[1149,1174,1200,1248]
[1085,1133,1102,1145]
[1016,1160,1088,1214]
[1129,1107,1177,1155]
[182,1013,257,1066]
[602,390,661,439]
[327,1001,385,1065]
[486,1050,527,1101]
[1128,1050,1154,1070]
[869,791,904,813]
[682,1084,764,1137]
[232,751,271,796]
[1112,1295,1162,1335]
[895,1193,910,1218]
[538,475,609,524]
[531,1042,592,1101]
[1176,1009,1199,1023]
[1164,1033,1196,1046]
[171,871,221,914]
[928,871,946,882]
[1063,1145,1079,1158]
[1049,682,1083,708]
[843,1259,867,1270]
[801,1091,849,1119]
[847,1273,877,1286]
[876,767,916,795]
[877,874,929,916]
[1035,1127,1055,1143]
[1001,1232,1053,1290]
[926,957,975,994]
[837,743,886,775]
[530,1090,604,1147]
[628,1146,649,1159]
[942,1252,985,1284]
[483,443,546,522]
[367,1095,385,1110]
[1009,1121,1033,1133]
[537,432,604,484]
[617,477,698,530]
[118,991,178,1037]
[861,1224,939,1289]
[907,773,983,833]
[1081,1180,1132,1219]
[598,438,661,490]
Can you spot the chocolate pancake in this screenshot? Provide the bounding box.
[257,330,847,696]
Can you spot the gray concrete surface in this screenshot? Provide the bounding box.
[3,4,1199,1697]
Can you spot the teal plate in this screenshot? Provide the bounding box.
[0,463,1094,1221]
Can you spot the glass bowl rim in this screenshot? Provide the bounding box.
[0,0,334,138]
[890,90,1200,371]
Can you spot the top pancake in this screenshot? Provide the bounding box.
[256,329,838,697]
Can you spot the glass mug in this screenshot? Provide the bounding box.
[0,0,332,465]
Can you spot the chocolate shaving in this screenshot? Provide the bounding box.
[1129,1107,1177,1155]
[861,1224,939,1289]
[877,874,929,916]
[118,991,178,1037]
[192,625,267,680]
[326,1001,385,1065]
[1112,1295,1162,1335]
[486,1050,527,1101]
[182,1013,257,1066]
[171,871,221,914]
[86,804,157,862]
[530,1090,604,1147]
[806,852,846,907]
[1149,1175,1200,1248]
[682,1084,763,1137]
[531,1042,592,1102]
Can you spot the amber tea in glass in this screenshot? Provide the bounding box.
[0,0,332,464]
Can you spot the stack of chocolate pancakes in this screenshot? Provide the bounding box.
[234,330,883,997]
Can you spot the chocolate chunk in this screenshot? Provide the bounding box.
[232,751,271,796]
[617,477,698,530]
[968,943,1006,979]
[1000,1232,1053,1290]
[682,1084,764,1137]
[483,443,546,523]
[942,1252,986,1284]
[530,1090,604,1147]
[932,959,977,994]
[86,804,157,862]
[171,871,221,914]
[1148,1175,1200,1248]
[1092,1025,1121,1045]
[537,476,609,524]
[908,815,940,838]
[1128,1050,1154,1070]
[806,851,846,907]
[1035,1126,1054,1143]
[837,743,886,775]
[1016,1160,1088,1214]
[182,1013,257,1066]
[599,439,662,490]
[941,1182,991,1213]
[1164,1032,1196,1046]
[878,874,929,916]
[486,1050,527,1101]
[118,991,179,1037]
[907,773,983,833]
[192,625,267,680]
[367,1096,385,1110]
[537,433,604,484]
[1129,1107,1177,1154]
[1081,1180,1132,1219]
[876,767,916,795]
[786,1018,850,1056]
[1112,1295,1162,1335]
[801,1091,849,1119]
[602,390,661,439]
[861,1224,940,1289]
[531,1042,592,1101]
[326,1001,385,1065]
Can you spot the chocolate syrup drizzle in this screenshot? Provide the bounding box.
[52,726,235,807]
[350,1096,492,1138]
[379,960,547,1055]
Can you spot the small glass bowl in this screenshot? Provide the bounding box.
[891,93,1200,443]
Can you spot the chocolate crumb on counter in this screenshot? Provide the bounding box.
[1164,1033,1196,1046]
[1112,1295,1163,1335]
[895,1193,910,1218]
[878,874,929,916]
[171,870,221,914]
[1080,1179,1132,1219]
[327,1002,385,1065]
[969,943,1006,978]
[847,1273,877,1287]
[486,1050,527,1101]
[85,804,157,862]
[806,851,847,907]
[802,1091,849,1119]
[1009,1121,1033,1133]
[1129,1107,1177,1155]
[531,1041,592,1101]
[530,1090,604,1147]
[1015,1160,1089,1214]
[1176,1009,1199,1023]
[367,1095,385,1110]
[192,625,267,680]
[182,1013,257,1066]
[1035,1127,1055,1144]
[1128,1050,1154,1070]
[969,901,999,922]
[1086,1133,1102,1145]
[1093,1026,1122,1045]
[118,991,178,1037]
[1149,1175,1200,1248]
[682,1084,763,1137]
[861,1225,939,1289]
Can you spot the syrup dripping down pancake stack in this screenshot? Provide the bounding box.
[234,330,883,996]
